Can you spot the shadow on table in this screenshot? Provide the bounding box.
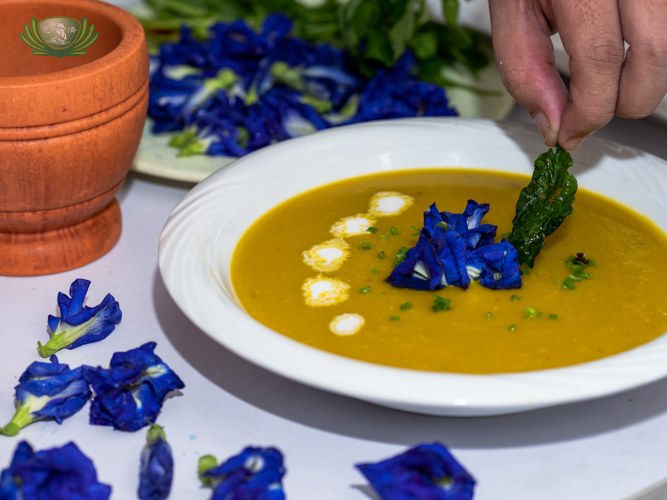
[152,269,667,450]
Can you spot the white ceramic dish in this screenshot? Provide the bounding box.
[159,118,667,417]
[132,60,515,182]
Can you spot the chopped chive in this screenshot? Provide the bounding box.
[358,241,373,250]
[563,276,577,290]
[410,226,421,236]
[390,316,400,321]
[524,307,537,319]
[549,314,558,320]
[389,226,399,235]
[537,312,543,318]
[436,221,448,231]
[379,234,389,241]
[366,227,378,234]
[371,268,380,274]
[360,286,372,293]
[521,268,530,276]
[511,295,521,301]
[581,272,590,279]
[379,292,385,296]
[509,325,516,331]
[485,312,493,320]
[433,295,451,312]
[392,246,410,267]
[400,302,412,310]
[378,251,385,259]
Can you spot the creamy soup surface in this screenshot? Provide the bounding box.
[231,170,667,374]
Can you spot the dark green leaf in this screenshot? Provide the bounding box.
[509,146,578,268]
[364,30,394,66]
[433,295,451,312]
[388,0,415,61]
[409,31,438,59]
[441,0,458,26]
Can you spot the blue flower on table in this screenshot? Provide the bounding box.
[199,446,286,500]
[0,441,111,500]
[1,356,91,436]
[356,442,476,500]
[466,239,522,290]
[38,279,122,358]
[88,342,185,432]
[139,424,173,500]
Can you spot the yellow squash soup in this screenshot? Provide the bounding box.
[231,170,667,374]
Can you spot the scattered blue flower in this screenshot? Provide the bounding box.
[356,442,475,500]
[38,279,122,358]
[139,424,173,500]
[89,342,185,432]
[0,441,111,500]
[199,446,286,500]
[1,356,91,436]
[386,202,521,291]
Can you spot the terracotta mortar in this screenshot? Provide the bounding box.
[0,0,148,275]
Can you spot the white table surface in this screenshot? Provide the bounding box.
[2,105,667,500]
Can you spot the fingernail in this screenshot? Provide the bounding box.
[544,129,558,148]
[563,137,584,151]
[533,112,549,138]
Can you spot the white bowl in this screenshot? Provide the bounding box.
[159,118,667,417]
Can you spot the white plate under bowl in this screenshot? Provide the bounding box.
[159,118,667,417]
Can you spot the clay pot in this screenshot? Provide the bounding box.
[0,0,148,275]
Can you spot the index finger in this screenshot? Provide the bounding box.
[555,0,625,150]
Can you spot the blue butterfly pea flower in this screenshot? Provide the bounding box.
[386,227,471,291]
[467,239,522,290]
[1,356,91,436]
[356,442,476,500]
[0,441,111,500]
[200,446,286,500]
[89,342,185,432]
[424,201,496,250]
[38,279,122,358]
[139,424,173,500]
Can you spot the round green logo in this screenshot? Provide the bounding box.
[20,17,99,58]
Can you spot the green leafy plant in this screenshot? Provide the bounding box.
[20,17,99,58]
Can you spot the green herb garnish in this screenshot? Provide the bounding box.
[509,325,516,331]
[389,226,399,235]
[371,268,380,274]
[392,246,410,266]
[378,251,386,259]
[410,226,421,236]
[485,312,493,320]
[436,221,448,231]
[432,295,451,312]
[390,316,400,321]
[400,302,412,310]
[360,286,372,293]
[358,241,373,250]
[549,314,558,320]
[511,295,521,301]
[561,253,594,290]
[524,307,537,319]
[367,227,378,234]
[508,145,578,268]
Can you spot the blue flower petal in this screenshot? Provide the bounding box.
[3,357,91,435]
[0,441,111,500]
[203,447,286,500]
[41,280,122,357]
[89,343,185,432]
[472,239,522,290]
[139,426,173,500]
[356,442,476,500]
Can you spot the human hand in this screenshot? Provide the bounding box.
[489,0,667,150]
